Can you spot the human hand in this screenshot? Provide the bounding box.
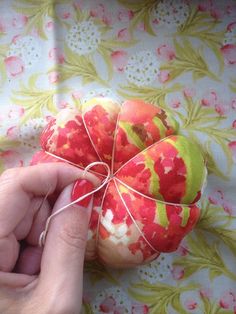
[0,163,98,314]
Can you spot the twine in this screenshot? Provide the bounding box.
[39,161,111,247]
[38,105,200,254]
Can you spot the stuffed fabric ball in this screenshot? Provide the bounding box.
[31,98,207,268]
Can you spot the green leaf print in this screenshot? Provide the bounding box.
[72,2,90,23]
[84,260,120,286]
[118,83,183,113]
[176,7,225,72]
[178,94,236,178]
[82,302,94,314]
[0,159,4,174]
[11,74,68,123]
[197,200,236,256]
[0,29,5,37]
[0,136,20,174]
[13,0,67,40]
[129,281,198,314]
[72,93,82,111]
[0,136,20,152]
[199,294,233,314]
[178,93,224,129]
[64,4,136,81]
[174,231,236,281]
[51,45,107,86]
[0,44,8,85]
[99,38,137,80]
[230,78,236,93]
[198,141,229,180]
[160,39,220,82]
[118,0,158,36]
[178,7,218,33]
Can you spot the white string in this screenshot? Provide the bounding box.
[112,134,175,177]
[110,102,122,174]
[114,177,197,207]
[39,161,111,247]
[45,151,107,178]
[113,178,159,254]
[38,154,161,253]
[94,182,110,249]
[39,105,200,253]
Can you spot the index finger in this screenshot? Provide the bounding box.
[0,163,99,238]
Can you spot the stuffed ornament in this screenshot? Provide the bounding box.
[32,98,207,268]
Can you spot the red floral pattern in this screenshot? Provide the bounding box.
[33,98,206,267]
[113,99,179,171]
[82,98,120,166]
[117,136,204,204]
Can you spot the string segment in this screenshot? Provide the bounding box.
[38,107,199,255]
[39,161,111,247]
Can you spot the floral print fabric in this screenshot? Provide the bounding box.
[0,0,236,313]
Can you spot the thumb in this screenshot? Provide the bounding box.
[38,179,94,312]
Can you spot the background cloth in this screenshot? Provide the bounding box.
[0,0,236,313]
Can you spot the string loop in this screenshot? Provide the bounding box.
[38,107,172,255]
[38,152,161,254]
[37,103,203,258]
[39,161,111,247]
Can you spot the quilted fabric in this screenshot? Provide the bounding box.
[32,98,207,268]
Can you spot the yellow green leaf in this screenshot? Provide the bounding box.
[129,281,199,314]
[171,295,189,314]
[11,74,68,123]
[176,7,225,72]
[0,62,6,86]
[52,45,108,86]
[0,44,8,56]
[97,46,113,80]
[0,159,4,174]
[101,39,138,49]
[67,4,137,81]
[0,44,8,85]
[0,136,20,152]
[199,294,226,314]
[174,231,236,281]
[84,260,120,285]
[82,302,94,314]
[230,78,236,93]
[180,94,224,129]
[201,142,229,180]
[118,0,158,36]
[13,0,67,40]
[161,39,220,82]
[117,83,183,113]
[178,94,234,178]
[197,200,236,256]
[73,2,90,22]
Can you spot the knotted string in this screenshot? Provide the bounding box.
[38,104,202,254]
[38,152,162,253]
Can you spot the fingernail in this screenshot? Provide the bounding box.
[71,179,94,207]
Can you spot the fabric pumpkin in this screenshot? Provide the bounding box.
[31,98,207,268]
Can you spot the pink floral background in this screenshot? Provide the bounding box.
[0,0,236,313]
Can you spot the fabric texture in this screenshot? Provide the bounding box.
[0,0,236,313]
[33,98,207,268]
